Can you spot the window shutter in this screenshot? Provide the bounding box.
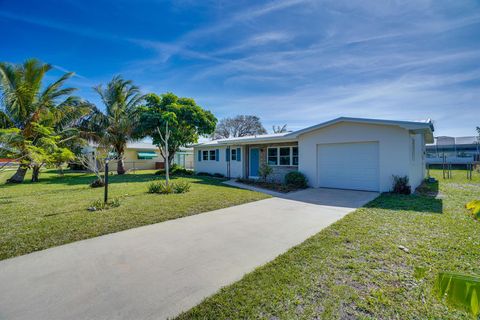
[237,148,241,161]
[226,148,230,162]
[216,149,219,161]
[197,150,202,162]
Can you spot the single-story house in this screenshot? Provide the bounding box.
[193,117,434,192]
[83,142,194,171]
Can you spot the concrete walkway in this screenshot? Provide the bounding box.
[0,188,378,320]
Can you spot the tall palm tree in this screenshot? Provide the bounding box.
[89,76,144,174]
[0,59,89,183]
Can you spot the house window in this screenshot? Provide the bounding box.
[202,150,208,161]
[267,148,278,165]
[231,148,237,161]
[209,150,216,161]
[267,146,298,166]
[279,147,291,165]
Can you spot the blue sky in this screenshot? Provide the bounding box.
[1,0,480,136]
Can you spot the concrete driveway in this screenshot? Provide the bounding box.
[0,187,377,320]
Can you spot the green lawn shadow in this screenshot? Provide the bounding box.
[365,181,443,214]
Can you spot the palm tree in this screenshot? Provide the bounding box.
[89,76,144,174]
[0,59,89,183]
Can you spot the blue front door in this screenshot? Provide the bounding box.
[250,148,260,177]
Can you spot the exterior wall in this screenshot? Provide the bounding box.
[247,142,298,183]
[408,133,426,189]
[298,122,415,192]
[193,145,244,178]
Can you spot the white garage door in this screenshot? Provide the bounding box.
[317,142,379,191]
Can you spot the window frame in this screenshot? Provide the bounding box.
[202,150,208,161]
[209,149,216,161]
[231,148,237,161]
[266,146,298,166]
[267,147,278,166]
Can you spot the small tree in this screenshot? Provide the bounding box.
[156,122,171,186]
[76,148,109,186]
[259,163,273,182]
[135,93,216,167]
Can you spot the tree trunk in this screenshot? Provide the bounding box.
[117,158,126,175]
[168,152,175,168]
[7,164,29,183]
[31,165,41,182]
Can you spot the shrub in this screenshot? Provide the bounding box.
[88,197,120,211]
[285,171,308,188]
[466,200,480,220]
[213,173,225,178]
[392,175,411,195]
[90,178,105,188]
[259,163,273,182]
[172,167,194,176]
[148,181,163,193]
[155,166,194,176]
[148,181,173,194]
[147,181,191,194]
[196,172,211,176]
[172,181,191,193]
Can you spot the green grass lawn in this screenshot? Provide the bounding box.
[177,169,480,319]
[0,169,269,261]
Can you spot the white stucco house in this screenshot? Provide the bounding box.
[193,117,434,192]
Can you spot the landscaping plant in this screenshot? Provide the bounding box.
[436,272,480,318]
[172,181,191,193]
[259,163,273,182]
[392,175,411,194]
[147,180,191,194]
[88,197,120,211]
[284,171,308,188]
[466,200,480,220]
[155,164,193,176]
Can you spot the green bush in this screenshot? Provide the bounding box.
[284,171,308,188]
[195,172,224,178]
[148,181,174,194]
[259,163,273,182]
[147,180,191,194]
[392,175,411,194]
[148,181,163,193]
[172,181,191,193]
[88,197,120,211]
[155,164,194,176]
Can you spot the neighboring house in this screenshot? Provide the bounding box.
[84,142,194,171]
[426,136,480,164]
[194,117,434,192]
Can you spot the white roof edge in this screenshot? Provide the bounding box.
[194,117,435,147]
[285,117,434,138]
[194,136,297,147]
